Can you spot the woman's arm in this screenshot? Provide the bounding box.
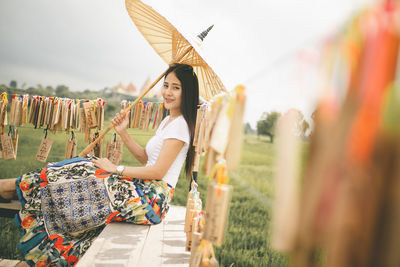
[92,138,184,180]
[112,110,148,164]
[118,129,148,164]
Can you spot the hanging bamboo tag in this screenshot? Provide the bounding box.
[41,98,49,128]
[225,85,246,171]
[8,95,16,126]
[139,102,146,129]
[203,101,222,154]
[0,94,8,126]
[98,100,105,130]
[75,101,80,129]
[14,99,22,126]
[65,132,77,159]
[191,240,205,267]
[1,134,15,160]
[145,103,154,130]
[190,240,218,267]
[36,131,53,162]
[105,137,123,165]
[189,232,202,267]
[135,101,143,128]
[36,98,44,128]
[83,101,98,129]
[91,132,103,158]
[203,165,231,246]
[11,128,18,158]
[28,97,35,125]
[21,96,28,125]
[152,104,159,129]
[209,100,231,155]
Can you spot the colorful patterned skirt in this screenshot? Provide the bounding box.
[14,157,174,267]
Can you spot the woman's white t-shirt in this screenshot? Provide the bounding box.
[145,115,190,188]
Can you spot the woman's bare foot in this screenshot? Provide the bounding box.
[0,178,18,200]
[16,261,29,267]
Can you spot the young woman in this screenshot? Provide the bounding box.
[0,63,199,266]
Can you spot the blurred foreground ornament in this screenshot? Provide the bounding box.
[272,2,400,266]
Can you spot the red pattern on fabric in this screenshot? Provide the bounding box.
[95,169,111,179]
[39,168,48,187]
[21,215,35,229]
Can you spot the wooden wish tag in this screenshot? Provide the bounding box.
[190,241,205,267]
[209,100,231,156]
[203,165,232,246]
[1,133,16,160]
[21,95,28,125]
[13,99,22,127]
[0,96,8,126]
[189,232,203,267]
[36,130,53,162]
[92,132,103,158]
[105,134,123,165]
[11,128,18,158]
[225,85,246,171]
[83,101,98,129]
[65,131,77,159]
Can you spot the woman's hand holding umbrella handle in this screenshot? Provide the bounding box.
[112,110,130,135]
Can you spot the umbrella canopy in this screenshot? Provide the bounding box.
[125,0,226,99]
[80,0,226,157]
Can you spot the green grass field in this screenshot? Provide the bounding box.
[0,125,289,266]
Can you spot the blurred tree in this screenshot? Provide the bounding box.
[9,80,17,89]
[55,85,70,97]
[257,111,280,143]
[279,109,310,138]
[45,86,55,95]
[245,122,255,135]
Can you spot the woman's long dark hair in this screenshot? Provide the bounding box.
[164,63,199,177]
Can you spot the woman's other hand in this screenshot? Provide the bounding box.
[112,110,129,134]
[91,158,117,173]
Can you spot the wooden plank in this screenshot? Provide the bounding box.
[0,259,22,267]
[77,205,189,267]
[136,221,164,267]
[0,200,21,210]
[161,206,190,266]
[77,224,150,267]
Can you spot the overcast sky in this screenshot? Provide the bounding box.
[0,0,371,127]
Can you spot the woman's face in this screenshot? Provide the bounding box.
[162,71,182,113]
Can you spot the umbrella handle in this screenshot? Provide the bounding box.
[79,46,194,157]
[78,70,167,157]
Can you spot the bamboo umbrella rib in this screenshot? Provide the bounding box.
[133,4,171,30]
[130,3,168,27]
[139,33,171,39]
[133,17,170,33]
[206,67,222,96]
[157,49,172,56]
[199,66,210,99]
[132,14,167,29]
[149,41,173,45]
[204,67,216,97]
[172,34,178,60]
[133,23,171,36]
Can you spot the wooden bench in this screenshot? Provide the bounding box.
[0,200,21,218]
[0,259,23,267]
[77,205,190,267]
[0,202,189,266]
